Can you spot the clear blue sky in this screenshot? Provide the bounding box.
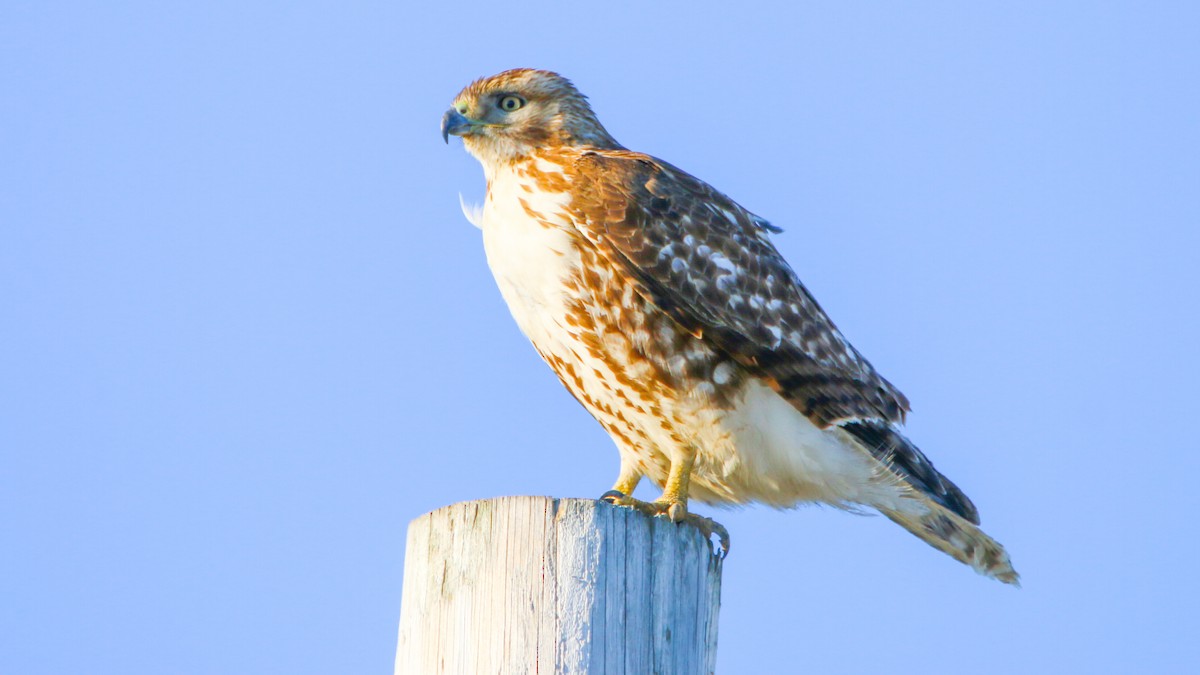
[3,2,1198,673]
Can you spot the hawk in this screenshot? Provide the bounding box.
[441,68,1018,584]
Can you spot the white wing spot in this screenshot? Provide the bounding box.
[710,252,738,273]
[713,361,735,385]
[766,325,783,346]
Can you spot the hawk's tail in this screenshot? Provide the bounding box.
[879,499,1020,586]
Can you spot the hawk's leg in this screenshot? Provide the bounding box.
[599,450,730,557]
[607,456,643,499]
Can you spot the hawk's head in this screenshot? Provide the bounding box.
[442,69,620,164]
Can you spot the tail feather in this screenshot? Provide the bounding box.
[841,420,979,524]
[881,499,1020,586]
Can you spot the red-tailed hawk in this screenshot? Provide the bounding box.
[442,68,1018,584]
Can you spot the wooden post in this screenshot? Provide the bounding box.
[395,496,723,675]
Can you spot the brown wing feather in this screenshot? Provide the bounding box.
[566,149,909,427]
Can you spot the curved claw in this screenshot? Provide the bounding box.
[599,489,636,506]
[667,501,687,523]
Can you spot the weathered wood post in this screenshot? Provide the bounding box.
[395,496,723,674]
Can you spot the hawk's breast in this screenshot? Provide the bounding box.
[479,159,737,490]
[478,164,578,351]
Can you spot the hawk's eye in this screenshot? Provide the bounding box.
[498,95,525,112]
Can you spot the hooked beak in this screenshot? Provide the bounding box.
[441,108,474,144]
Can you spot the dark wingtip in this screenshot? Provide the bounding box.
[752,215,784,233]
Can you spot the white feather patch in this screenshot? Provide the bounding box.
[710,252,738,273]
[459,193,484,229]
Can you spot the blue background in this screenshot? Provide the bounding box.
[4,2,1198,673]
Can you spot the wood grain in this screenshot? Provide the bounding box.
[395,496,723,674]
